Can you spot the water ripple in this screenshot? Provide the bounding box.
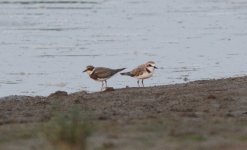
[0,1,99,5]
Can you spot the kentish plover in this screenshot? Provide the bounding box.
[83,65,125,89]
[120,61,157,87]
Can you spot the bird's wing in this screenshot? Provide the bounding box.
[92,67,115,79]
[130,64,146,77]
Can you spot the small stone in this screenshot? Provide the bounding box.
[48,91,68,98]
[207,95,216,99]
[103,87,115,92]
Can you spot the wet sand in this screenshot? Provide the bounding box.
[0,76,247,150]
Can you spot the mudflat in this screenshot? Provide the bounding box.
[0,76,247,150]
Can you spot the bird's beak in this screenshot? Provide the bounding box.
[83,69,87,72]
[154,66,158,69]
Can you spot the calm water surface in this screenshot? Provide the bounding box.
[1,0,247,97]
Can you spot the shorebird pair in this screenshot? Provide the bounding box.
[83,61,157,90]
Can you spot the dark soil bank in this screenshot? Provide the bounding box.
[0,76,247,150]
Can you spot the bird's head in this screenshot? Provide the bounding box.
[83,65,95,75]
[146,61,158,71]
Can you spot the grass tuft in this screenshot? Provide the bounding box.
[43,105,93,150]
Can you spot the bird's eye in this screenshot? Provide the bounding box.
[148,64,152,67]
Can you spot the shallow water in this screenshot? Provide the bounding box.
[1,0,247,97]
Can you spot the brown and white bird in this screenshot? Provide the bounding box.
[120,61,157,87]
[83,65,125,89]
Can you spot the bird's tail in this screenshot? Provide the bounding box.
[120,72,132,76]
[116,68,126,72]
[115,68,126,73]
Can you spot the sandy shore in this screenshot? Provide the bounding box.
[0,76,247,150]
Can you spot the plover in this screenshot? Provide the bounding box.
[83,65,125,89]
[120,61,157,87]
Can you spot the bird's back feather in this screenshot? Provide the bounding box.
[91,67,125,79]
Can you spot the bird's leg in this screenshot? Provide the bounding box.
[137,80,140,87]
[142,79,144,87]
[101,81,104,90]
[105,80,107,87]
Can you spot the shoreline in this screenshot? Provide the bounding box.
[0,75,246,100]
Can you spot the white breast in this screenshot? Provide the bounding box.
[96,78,109,81]
[136,71,153,79]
